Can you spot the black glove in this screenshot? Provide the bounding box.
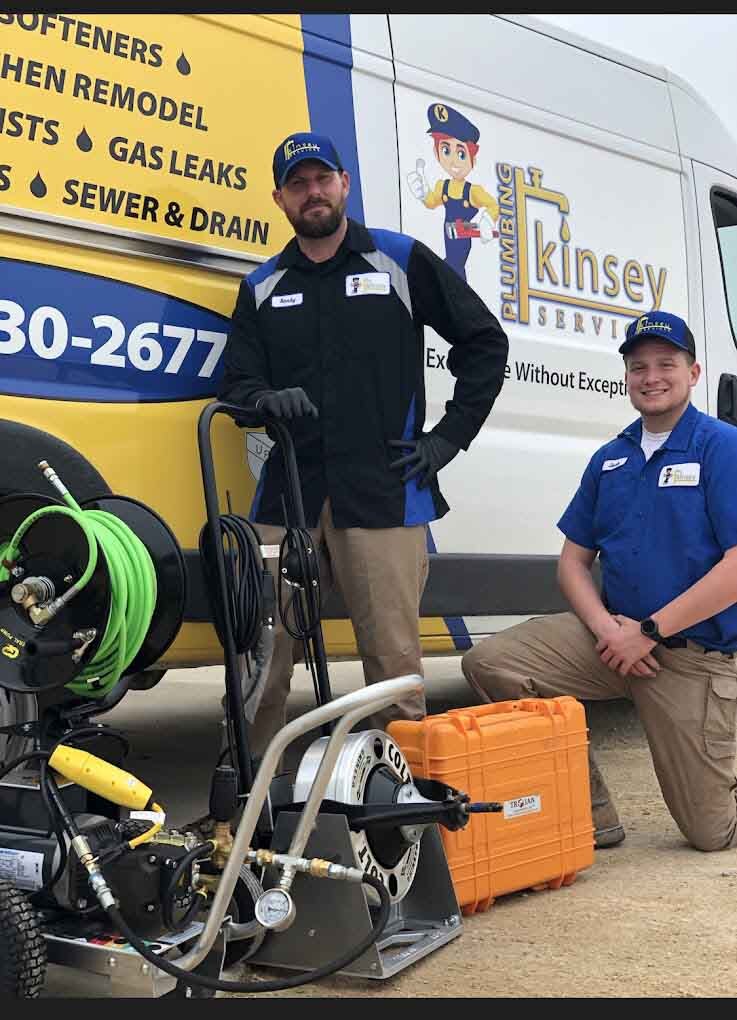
[388,432,459,489]
[255,387,318,421]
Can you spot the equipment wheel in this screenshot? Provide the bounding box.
[0,880,47,998]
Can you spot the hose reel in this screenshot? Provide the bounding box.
[294,731,421,904]
[0,464,186,699]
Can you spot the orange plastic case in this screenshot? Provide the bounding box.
[388,697,594,915]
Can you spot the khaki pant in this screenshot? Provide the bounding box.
[462,612,737,852]
[247,499,429,756]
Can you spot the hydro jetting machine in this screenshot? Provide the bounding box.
[0,401,498,997]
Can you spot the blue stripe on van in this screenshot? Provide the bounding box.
[300,13,351,47]
[300,14,365,224]
[0,258,230,402]
[425,526,473,651]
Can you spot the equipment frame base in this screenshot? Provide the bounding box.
[249,812,462,980]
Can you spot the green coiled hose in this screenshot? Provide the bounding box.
[1,481,157,698]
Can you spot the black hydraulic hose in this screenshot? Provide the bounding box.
[0,750,51,781]
[105,872,391,994]
[169,886,206,933]
[162,841,215,931]
[43,768,80,840]
[38,759,68,894]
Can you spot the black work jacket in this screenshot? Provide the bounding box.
[218,218,508,529]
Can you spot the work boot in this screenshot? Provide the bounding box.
[588,748,625,848]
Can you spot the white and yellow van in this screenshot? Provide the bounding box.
[2,13,737,669]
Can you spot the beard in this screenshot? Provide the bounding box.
[289,196,346,238]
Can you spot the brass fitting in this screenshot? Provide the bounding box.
[28,604,54,627]
[28,594,69,627]
[309,858,332,879]
[211,820,234,870]
[196,873,221,892]
[251,848,275,868]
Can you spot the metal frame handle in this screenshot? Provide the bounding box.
[173,674,424,972]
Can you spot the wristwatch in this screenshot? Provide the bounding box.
[640,618,664,643]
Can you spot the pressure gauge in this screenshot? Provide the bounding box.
[254,888,296,931]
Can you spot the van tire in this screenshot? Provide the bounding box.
[0,419,110,502]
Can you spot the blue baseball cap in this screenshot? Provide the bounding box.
[272,132,343,188]
[619,311,696,358]
[426,102,480,144]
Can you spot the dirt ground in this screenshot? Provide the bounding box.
[228,702,737,999]
[39,665,737,999]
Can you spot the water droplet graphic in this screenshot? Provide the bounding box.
[30,173,47,198]
[76,126,93,152]
[176,52,191,75]
[560,217,570,243]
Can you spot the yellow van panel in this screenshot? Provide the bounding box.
[0,13,308,258]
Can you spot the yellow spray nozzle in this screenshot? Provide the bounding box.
[49,745,152,810]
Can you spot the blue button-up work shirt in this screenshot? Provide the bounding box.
[558,403,737,652]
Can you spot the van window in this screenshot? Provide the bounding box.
[712,189,737,345]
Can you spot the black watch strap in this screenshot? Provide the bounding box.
[640,618,662,642]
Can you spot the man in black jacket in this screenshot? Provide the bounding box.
[218,130,508,753]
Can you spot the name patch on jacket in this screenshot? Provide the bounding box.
[659,463,701,487]
[272,293,303,308]
[602,457,627,472]
[345,272,391,297]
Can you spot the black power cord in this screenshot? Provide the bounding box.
[53,725,131,760]
[199,513,266,665]
[278,526,321,641]
[198,510,275,787]
[105,871,390,994]
[278,526,324,708]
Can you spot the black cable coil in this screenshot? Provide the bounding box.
[278,526,321,641]
[199,513,265,656]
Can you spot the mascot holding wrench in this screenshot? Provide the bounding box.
[407,103,499,282]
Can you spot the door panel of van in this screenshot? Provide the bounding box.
[692,161,737,417]
[390,16,689,588]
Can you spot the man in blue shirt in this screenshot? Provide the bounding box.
[462,311,737,852]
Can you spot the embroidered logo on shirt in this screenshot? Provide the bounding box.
[272,293,303,308]
[345,272,391,297]
[658,463,701,487]
[602,457,628,472]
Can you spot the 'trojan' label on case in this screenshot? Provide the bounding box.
[0,848,44,890]
[503,794,541,819]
